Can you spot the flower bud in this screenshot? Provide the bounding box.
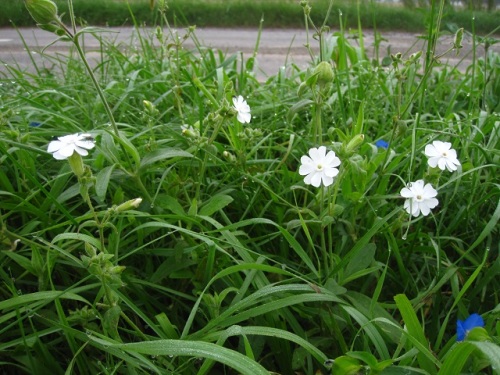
[25,0,59,24]
[109,265,126,275]
[453,27,464,56]
[143,100,155,113]
[314,61,334,86]
[346,134,364,153]
[222,150,236,162]
[116,198,142,212]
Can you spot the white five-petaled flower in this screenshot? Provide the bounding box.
[425,140,461,172]
[232,95,251,124]
[400,179,439,217]
[299,146,341,188]
[47,133,95,160]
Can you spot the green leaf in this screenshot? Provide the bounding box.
[89,337,269,375]
[470,341,500,373]
[95,164,115,201]
[3,251,36,274]
[394,294,437,374]
[155,312,179,339]
[199,194,234,216]
[0,291,89,311]
[341,243,376,285]
[103,305,122,341]
[155,194,186,215]
[331,355,363,375]
[287,99,313,122]
[140,148,193,169]
[52,232,103,252]
[342,305,390,360]
[438,342,476,375]
[115,133,141,169]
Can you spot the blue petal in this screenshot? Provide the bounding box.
[29,121,42,127]
[456,319,466,341]
[456,313,484,341]
[375,139,389,149]
[463,313,484,331]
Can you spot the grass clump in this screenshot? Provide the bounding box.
[0,0,499,374]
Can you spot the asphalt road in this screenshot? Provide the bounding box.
[0,26,497,78]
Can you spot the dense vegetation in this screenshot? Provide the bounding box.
[0,0,499,33]
[0,0,499,374]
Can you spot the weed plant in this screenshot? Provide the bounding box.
[0,0,499,374]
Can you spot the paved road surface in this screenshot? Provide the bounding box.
[0,27,497,79]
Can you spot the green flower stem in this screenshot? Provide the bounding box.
[57,21,120,138]
[312,98,323,145]
[120,311,149,341]
[195,118,224,204]
[319,188,329,277]
[192,75,219,107]
[133,174,154,205]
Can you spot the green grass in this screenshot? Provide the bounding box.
[1,0,499,374]
[1,0,499,33]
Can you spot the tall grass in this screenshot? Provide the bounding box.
[0,0,499,374]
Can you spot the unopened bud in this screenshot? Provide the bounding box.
[314,61,334,86]
[222,150,236,162]
[453,28,464,56]
[143,99,154,111]
[109,265,126,275]
[25,0,59,24]
[346,134,365,153]
[116,198,142,212]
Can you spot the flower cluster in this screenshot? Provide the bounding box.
[399,140,460,217]
[297,139,460,219]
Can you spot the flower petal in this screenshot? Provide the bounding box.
[299,163,315,176]
[400,187,414,198]
[75,139,95,150]
[456,320,466,341]
[321,175,334,187]
[237,111,251,124]
[323,167,339,178]
[423,183,438,198]
[57,144,76,158]
[310,172,322,187]
[47,140,63,153]
[424,144,440,157]
[463,313,484,331]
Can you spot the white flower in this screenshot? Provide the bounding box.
[400,180,439,217]
[424,140,460,172]
[47,133,95,160]
[232,95,251,124]
[299,146,341,187]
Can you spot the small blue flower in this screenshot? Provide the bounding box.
[375,139,389,149]
[29,121,42,127]
[457,313,484,341]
